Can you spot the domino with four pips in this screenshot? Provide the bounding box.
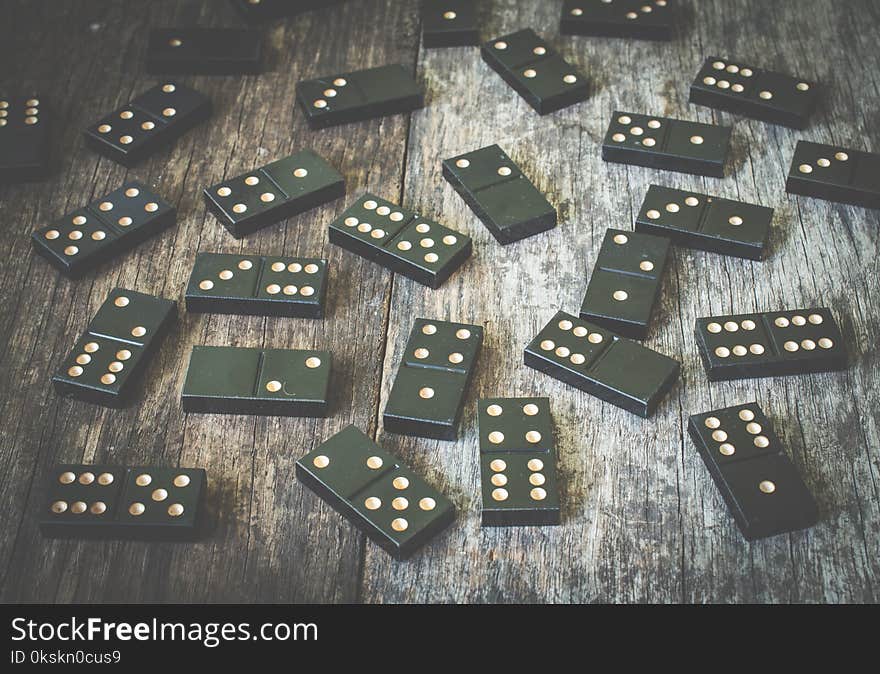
[203,150,345,238]
[383,318,483,440]
[481,28,590,115]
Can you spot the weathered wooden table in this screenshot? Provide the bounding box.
[1,0,877,604]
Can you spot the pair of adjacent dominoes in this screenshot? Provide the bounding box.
[32,182,176,277]
[580,229,670,339]
[40,464,207,541]
[383,318,483,440]
[478,398,561,527]
[203,149,345,238]
[296,425,455,559]
[422,1,480,47]
[52,289,176,407]
[689,403,818,540]
[329,193,472,288]
[695,307,847,381]
[146,28,262,74]
[602,111,732,178]
[524,310,680,418]
[560,0,676,40]
[296,64,424,129]
[181,346,332,417]
[185,253,328,318]
[481,28,589,115]
[0,94,49,183]
[84,82,211,166]
[231,0,346,21]
[442,144,557,244]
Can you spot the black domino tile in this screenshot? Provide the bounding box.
[181,346,331,417]
[635,185,772,260]
[689,57,819,129]
[383,318,483,440]
[560,0,676,40]
[328,193,472,288]
[185,253,328,318]
[524,310,680,417]
[296,425,456,560]
[602,111,732,177]
[478,397,561,527]
[688,403,818,540]
[695,308,847,381]
[32,182,176,278]
[40,465,207,541]
[146,28,262,74]
[442,144,557,244]
[84,82,211,167]
[296,64,424,129]
[0,94,49,183]
[52,289,176,407]
[785,141,880,210]
[204,150,345,238]
[422,1,480,47]
[481,29,589,115]
[579,228,670,339]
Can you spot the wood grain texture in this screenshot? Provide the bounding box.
[0,0,877,604]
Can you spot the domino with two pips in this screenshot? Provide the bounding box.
[296,64,424,129]
[560,0,676,40]
[689,57,819,129]
[52,288,176,407]
[0,94,49,183]
[524,310,680,418]
[296,425,456,560]
[579,228,671,339]
[479,397,561,527]
[602,111,732,178]
[481,28,589,115]
[695,307,847,381]
[146,28,262,75]
[203,150,345,238]
[32,182,176,278]
[688,403,818,540]
[328,193,472,288]
[181,346,331,417]
[384,318,483,440]
[442,144,557,244]
[785,141,880,210]
[185,253,328,318]
[40,464,207,541]
[84,81,212,166]
[635,185,773,260]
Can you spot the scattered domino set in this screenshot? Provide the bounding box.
[4,1,870,556]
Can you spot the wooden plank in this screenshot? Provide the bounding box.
[0,0,419,602]
[361,0,879,603]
